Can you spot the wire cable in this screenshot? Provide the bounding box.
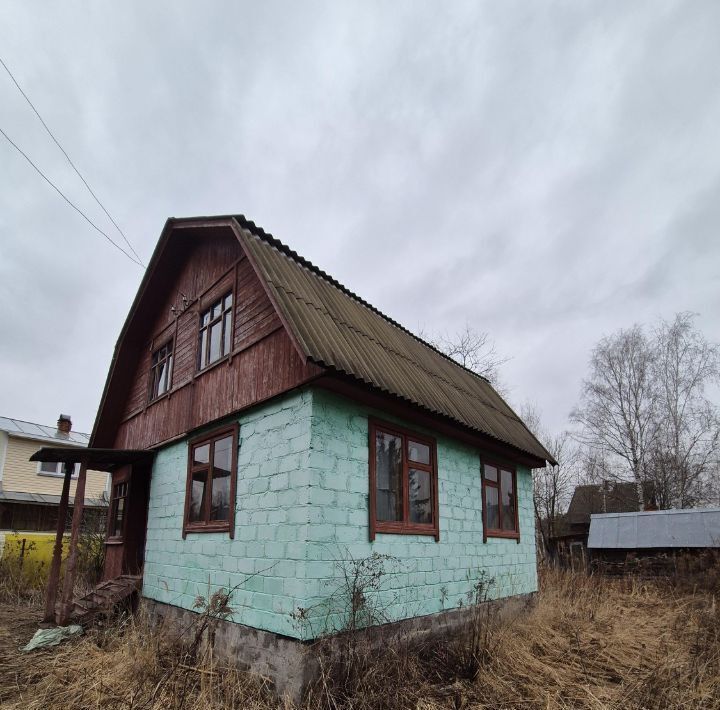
[0,56,144,265]
[0,125,144,268]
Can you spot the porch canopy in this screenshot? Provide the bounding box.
[30,446,154,472]
[29,446,154,626]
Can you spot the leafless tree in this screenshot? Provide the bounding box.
[521,403,578,560]
[571,325,659,509]
[419,323,509,388]
[571,314,720,510]
[648,312,720,508]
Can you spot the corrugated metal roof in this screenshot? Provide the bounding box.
[234,220,555,464]
[587,508,720,549]
[0,416,90,447]
[0,490,107,507]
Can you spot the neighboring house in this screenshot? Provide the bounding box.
[0,414,108,533]
[587,507,720,570]
[33,215,555,696]
[549,481,657,569]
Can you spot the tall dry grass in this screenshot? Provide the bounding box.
[1,567,718,709]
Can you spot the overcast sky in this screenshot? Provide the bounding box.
[1,1,718,437]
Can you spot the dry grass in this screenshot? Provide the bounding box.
[0,568,718,709]
[0,605,277,709]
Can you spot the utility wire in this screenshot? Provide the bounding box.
[0,125,144,268]
[0,56,144,265]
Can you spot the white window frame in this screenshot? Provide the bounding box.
[36,461,80,478]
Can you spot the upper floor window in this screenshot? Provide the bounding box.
[482,462,519,539]
[38,461,79,477]
[198,292,233,370]
[149,340,173,400]
[183,424,238,537]
[369,419,438,540]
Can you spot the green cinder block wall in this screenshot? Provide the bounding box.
[301,389,538,637]
[142,387,538,641]
[142,389,315,638]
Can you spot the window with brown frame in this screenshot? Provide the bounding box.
[482,462,519,539]
[149,340,173,401]
[198,292,233,370]
[183,425,238,537]
[369,419,439,540]
[108,481,129,540]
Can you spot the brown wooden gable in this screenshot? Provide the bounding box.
[92,220,323,451]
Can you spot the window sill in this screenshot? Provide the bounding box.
[182,523,232,538]
[196,354,231,378]
[37,472,78,479]
[485,530,520,541]
[105,538,124,546]
[374,522,439,540]
[148,390,172,406]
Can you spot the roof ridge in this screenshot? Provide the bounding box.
[232,215,492,384]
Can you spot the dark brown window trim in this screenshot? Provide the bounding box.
[182,423,238,538]
[143,259,241,350]
[107,470,131,543]
[148,338,174,402]
[481,459,520,543]
[369,418,439,541]
[122,325,286,424]
[197,291,234,372]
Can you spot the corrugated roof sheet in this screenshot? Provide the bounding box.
[234,220,554,464]
[587,508,720,549]
[0,416,90,447]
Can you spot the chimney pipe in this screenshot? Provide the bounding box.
[57,414,72,434]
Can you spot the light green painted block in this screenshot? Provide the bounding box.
[301,390,538,636]
[142,390,315,638]
[142,387,538,641]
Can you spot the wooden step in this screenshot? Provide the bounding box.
[59,574,143,624]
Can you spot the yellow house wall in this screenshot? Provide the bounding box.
[0,435,108,499]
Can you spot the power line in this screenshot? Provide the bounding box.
[0,56,144,265]
[0,125,144,268]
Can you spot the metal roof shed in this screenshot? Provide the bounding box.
[587,508,720,550]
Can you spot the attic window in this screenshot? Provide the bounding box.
[482,462,519,540]
[149,340,173,400]
[369,419,439,540]
[198,292,233,370]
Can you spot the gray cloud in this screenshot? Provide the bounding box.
[1,1,718,437]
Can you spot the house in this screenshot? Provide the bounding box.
[587,507,720,573]
[549,480,656,569]
[31,215,555,697]
[0,414,108,535]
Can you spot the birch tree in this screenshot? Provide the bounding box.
[571,325,658,508]
[649,313,720,507]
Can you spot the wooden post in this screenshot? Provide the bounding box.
[43,460,74,623]
[57,461,87,626]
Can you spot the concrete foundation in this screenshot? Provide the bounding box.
[142,591,535,702]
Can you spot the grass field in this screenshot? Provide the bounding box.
[0,568,718,709]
